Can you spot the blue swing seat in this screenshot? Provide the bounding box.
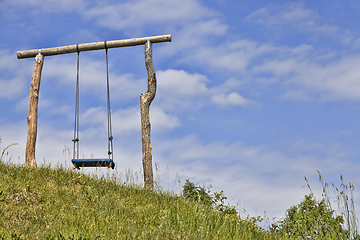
[71,158,115,169]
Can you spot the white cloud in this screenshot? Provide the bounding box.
[253,58,299,76]
[0,50,18,71]
[211,92,253,107]
[14,97,30,112]
[182,39,278,72]
[297,57,360,100]
[288,139,350,158]
[80,105,180,135]
[80,0,230,65]
[250,41,360,101]
[157,69,255,109]
[0,49,32,99]
[111,106,180,134]
[157,69,209,96]
[155,69,209,111]
[212,78,244,92]
[41,55,145,100]
[150,106,181,132]
[246,3,357,47]
[1,0,87,13]
[246,3,316,26]
[83,0,216,31]
[157,18,228,57]
[288,56,360,101]
[81,107,106,127]
[188,41,254,72]
[0,77,26,99]
[282,90,310,101]
[112,108,140,134]
[43,55,105,91]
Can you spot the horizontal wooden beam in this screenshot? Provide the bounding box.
[17,34,171,59]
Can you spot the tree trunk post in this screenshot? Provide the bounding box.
[140,39,156,190]
[25,52,44,168]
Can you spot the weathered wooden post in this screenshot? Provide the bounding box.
[141,39,156,189]
[25,52,44,168]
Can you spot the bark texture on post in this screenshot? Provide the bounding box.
[25,52,44,168]
[140,40,156,190]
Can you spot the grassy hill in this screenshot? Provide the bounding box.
[0,161,287,239]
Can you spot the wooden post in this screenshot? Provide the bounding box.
[25,52,44,168]
[141,39,156,190]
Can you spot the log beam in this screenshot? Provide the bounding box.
[25,52,44,168]
[140,40,156,190]
[17,34,171,59]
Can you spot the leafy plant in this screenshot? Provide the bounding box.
[182,179,237,215]
[278,171,360,239]
[182,179,213,206]
[279,193,345,239]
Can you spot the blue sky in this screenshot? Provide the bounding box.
[1,0,360,222]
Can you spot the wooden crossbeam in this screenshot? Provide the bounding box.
[17,34,171,59]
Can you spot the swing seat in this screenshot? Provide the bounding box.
[71,158,115,169]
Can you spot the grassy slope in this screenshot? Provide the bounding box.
[0,162,284,239]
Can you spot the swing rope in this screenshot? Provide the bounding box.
[72,44,80,160]
[105,41,114,160]
[72,42,114,162]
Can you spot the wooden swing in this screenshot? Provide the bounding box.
[71,43,115,169]
[18,34,171,189]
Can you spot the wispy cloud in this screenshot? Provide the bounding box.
[254,52,360,101]
[0,49,32,99]
[1,0,87,14]
[83,0,216,30]
[246,3,316,26]
[246,3,359,47]
[211,92,254,107]
[80,106,180,135]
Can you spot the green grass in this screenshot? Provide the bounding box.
[0,161,288,239]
